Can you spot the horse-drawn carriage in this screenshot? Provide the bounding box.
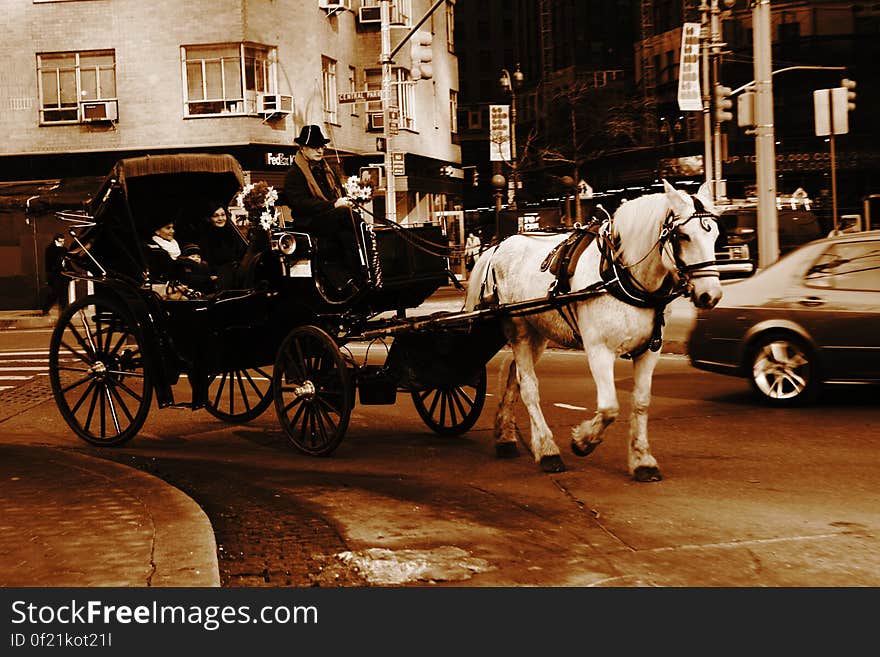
[51,153,724,479]
[50,153,503,455]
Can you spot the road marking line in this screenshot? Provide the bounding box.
[0,386,14,390]
[0,350,50,356]
[0,358,49,364]
[646,532,847,553]
[554,403,588,411]
[0,376,32,380]
[0,367,48,372]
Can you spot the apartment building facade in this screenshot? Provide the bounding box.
[0,0,460,308]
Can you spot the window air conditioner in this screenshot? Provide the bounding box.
[80,100,118,123]
[358,6,381,23]
[319,0,349,13]
[258,93,293,116]
[367,112,384,131]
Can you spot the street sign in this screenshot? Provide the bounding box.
[338,89,382,104]
[387,108,399,135]
[813,87,849,136]
[489,104,511,162]
[677,22,702,112]
[391,152,405,176]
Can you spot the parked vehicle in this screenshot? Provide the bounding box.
[688,230,880,405]
[714,199,824,279]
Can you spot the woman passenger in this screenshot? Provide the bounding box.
[199,205,246,288]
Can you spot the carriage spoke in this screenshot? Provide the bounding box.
[99,383,107,438]
[315,396,340,433]
[104,386,122,436]
[438,391,448,426]
[107,329,133,357]
[234,370,252,413]
[316,393,342,419]
[67,325,95,361]
[80,313,99,354]
[212,372,228,409]
[312,406,329,446]
[114,377,144,405]
[449,387,471,419]
[61,374,94,395]
[70,381,97,415]
[105,369,144,378]
[60,339,94,365]
[283,396,305,416]
[241,368,265,397]
[107,382,135,424]
[83,383,100,435]
[425,390,441,418]
[289,399,307,432]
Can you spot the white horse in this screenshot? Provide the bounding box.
[465,181,723,479]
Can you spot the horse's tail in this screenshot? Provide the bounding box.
[464,245,498,311]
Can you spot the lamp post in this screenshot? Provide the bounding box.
[499,63,524,209]
[491,173,506,240]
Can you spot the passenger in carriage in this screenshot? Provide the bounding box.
[198,204,246,289]
[176,243,216,293]
[145,221,181,281]
[282,124,365,293]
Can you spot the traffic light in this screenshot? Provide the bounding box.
[841,78,857,112]
[410,30,433,81]
[472,168,479,187]
[714,84,733,123]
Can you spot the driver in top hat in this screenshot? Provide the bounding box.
[282,124,364,293]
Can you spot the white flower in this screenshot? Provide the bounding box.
[344,175,373,202]
[264,186,279,209]
[259,210,277,231]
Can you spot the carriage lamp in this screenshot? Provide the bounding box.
[272,232,297,256]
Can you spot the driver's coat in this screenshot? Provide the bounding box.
[475,232,658,356]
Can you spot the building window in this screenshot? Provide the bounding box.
[182,43,276,116]
[365,67,416,130]
[449,90,458,135]
[38,50,116,124]
[446,1,455,53]
[361,0,410,25]
[322,56,338,124]
[349,65,358,116]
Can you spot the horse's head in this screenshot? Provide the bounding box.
[662,180,723,309]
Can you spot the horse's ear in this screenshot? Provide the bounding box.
[695,182,716,213]
[663,179,689,217]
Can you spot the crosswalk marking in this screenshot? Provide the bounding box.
[0,350,52,391]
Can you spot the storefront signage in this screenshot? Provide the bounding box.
[489,104,511,162]
[677,23,702,112]
[265,152,294,167]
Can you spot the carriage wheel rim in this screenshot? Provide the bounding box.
[411,367,486,436]
[753,340,809,400]
[205,365,274,423]
[50,298,151,446]
[274,327,351,456]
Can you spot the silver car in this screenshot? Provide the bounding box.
[688,230,880,405]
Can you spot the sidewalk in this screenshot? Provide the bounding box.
[0,309,58,330]
[0,444,219,587]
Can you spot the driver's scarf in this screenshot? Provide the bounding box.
[293,151,340,202]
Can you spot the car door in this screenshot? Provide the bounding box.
[795,239,880,380]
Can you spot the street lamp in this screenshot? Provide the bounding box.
[499,63,524,209]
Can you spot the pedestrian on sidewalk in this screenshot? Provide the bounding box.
[41,233,69,316]
[465,230,481,273]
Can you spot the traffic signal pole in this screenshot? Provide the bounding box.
[380,0,396,224]
[699,1,714,192]
[753,0,779,268]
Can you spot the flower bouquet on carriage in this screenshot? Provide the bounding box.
[234,181,282,286]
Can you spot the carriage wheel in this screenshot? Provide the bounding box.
[411,366,487,436]
[49,295,153,446]
[205,366,273,423]
[273,325,352,456]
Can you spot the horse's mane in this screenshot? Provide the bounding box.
[611,193,673,266]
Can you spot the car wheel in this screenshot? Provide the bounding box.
[749,333,819,406]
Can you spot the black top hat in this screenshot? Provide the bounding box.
[294,125,331,148]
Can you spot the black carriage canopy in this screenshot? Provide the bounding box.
[75,153,245,279]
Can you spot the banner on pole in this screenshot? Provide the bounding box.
[677,22,702,112]
[489,104,511,162]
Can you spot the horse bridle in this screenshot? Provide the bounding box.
[661,196,720,282]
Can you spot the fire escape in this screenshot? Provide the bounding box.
[640,0,659,144]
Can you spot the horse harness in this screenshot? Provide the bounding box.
[486,197,719,359]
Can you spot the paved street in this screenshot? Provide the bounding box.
[1,311,878,587]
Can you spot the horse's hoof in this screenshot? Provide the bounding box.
[540,455,566,473]
[633,466,662,482]
[496,441,520,459]
[571,439,602,457]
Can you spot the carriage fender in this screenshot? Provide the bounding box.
[90,282,178,406]
[739,318,818,370]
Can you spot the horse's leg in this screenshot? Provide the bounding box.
[493,354,521,458]
[571,344,619,457]
[509,327,564,473]
[628,349,663,482]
